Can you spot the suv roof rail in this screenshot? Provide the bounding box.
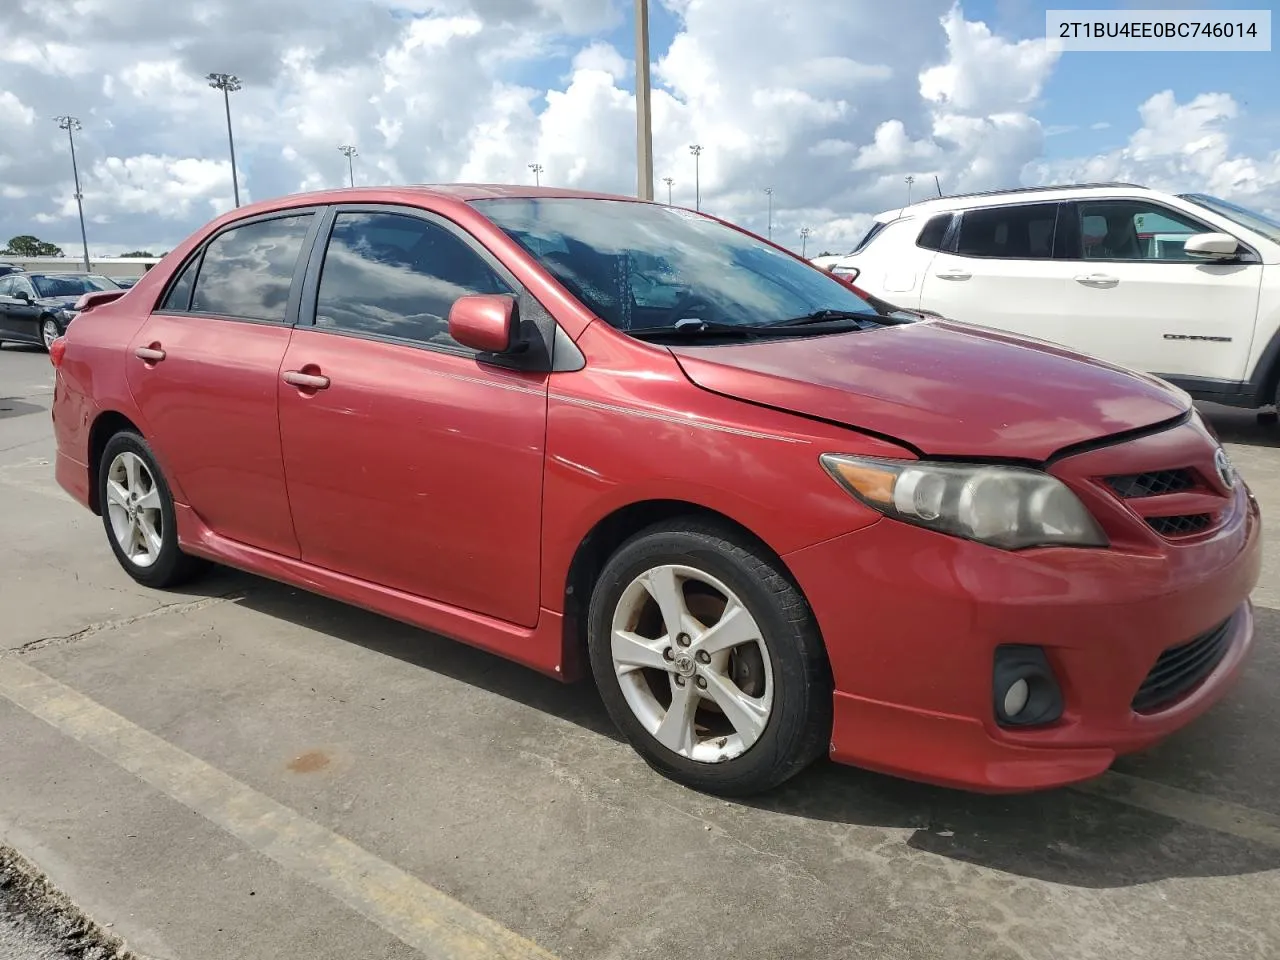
[929,182,1147,204]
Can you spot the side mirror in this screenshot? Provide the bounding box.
[15,290,31,303]
[448,294,519,354]
[1183,232,1239,260]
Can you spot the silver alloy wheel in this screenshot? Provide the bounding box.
[41,319,59,350]
[610,563,774,763]
[105,451,164,568]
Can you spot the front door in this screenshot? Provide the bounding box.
[278,208,548,627]
[0,275,42,344]
[1055,199,1263,379]
[125,211,319,557]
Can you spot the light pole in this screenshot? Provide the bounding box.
[338,145,358,187]
[905,174,915,206]
[53,116,90,273]
[207,73,242,207]
[662,177,673,205]
[800,226,812,258]
[635,0,654,200]
[528,163,543,187]
[689,144,703,211]
[765,187,773,241]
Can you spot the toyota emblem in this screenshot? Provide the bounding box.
[1214,448,1235,490]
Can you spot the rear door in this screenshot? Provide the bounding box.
[277,205,550,627]
[919,202,1080,344]
[1055,198,1262,378]
[125,210,321,557]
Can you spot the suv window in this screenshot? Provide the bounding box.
[1074,200,1211,261]
[314,211,512,346]
[916,214,953,251]
[190,214,313,321]
[956,203,1058,260]
[850,221,887,254]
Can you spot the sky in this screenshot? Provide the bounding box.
[0,0,1276,257]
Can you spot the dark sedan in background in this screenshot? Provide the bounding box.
[0,272,122,350]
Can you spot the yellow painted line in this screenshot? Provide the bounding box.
[1075,771,1280,849]
[0,658,558,960]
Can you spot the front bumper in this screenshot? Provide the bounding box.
[784,479,1262,793]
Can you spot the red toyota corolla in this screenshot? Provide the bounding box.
[51,186,1261,796]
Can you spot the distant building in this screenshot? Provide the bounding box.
[0,256,163,279]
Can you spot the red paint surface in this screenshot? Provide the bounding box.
[51,185,1262,791]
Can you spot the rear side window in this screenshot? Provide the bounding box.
[313,211,512,347]
[850,221,887,254]
[916,214,953,251]
[190,214,313,322]
[160,256,199,312]
[956,203,1059,260]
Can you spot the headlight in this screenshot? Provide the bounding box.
[820,455,1109,550]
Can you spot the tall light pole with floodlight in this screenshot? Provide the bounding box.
[800,226,812,258]
[53,116,90,272]
[528,163,543,186]
[662,177,673,205]
[635,0,654,200]
[339,144,358,187]
[689,144,703,211]
[206,73,242,207]
[905,174,915,206]
[765,187,774,241]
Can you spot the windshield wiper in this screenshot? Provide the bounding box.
[766,309,883,328]
[629,320,766,341]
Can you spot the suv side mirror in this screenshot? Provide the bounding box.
[448,294,519,354]
[14,289,31,303]
[1183,233,1239,260]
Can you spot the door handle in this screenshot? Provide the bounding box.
[134,345,166,362]
[282,369,331,390]
[934,269,971,281]
[1074,273,1119,289]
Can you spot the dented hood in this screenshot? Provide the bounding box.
[670,319,1190,460]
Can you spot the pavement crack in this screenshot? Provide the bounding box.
[10,591,247,656]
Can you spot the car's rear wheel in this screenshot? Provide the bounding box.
[41,318,59,351]
[587,521,832,796]
[99,431,206,588]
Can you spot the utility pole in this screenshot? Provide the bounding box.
[800,226,812,258]
[634,0,654,200]
[689,144,703,211]
[765,187,773,241]
[663,177,674,205]
[53,116,90,273]
[905,174,915,206]
[528,163,543,186]
[338,145,358,187]
[206,73,242,207]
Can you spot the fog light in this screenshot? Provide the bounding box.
[1002,678,1029,718]
[993,645,1063,727]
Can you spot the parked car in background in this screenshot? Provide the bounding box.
[50,185,1260,796]
[0,262,25,277]
[0,272,122,350]
[112,276,141,289]
[827,183,1280,414]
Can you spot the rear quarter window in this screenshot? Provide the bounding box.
[915,214,954,251]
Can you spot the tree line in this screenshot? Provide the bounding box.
[2,235,161,258]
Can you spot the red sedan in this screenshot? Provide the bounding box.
[50,186,1262,796]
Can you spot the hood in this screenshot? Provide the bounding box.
[37,296,81,309]
[669,319,1190,460]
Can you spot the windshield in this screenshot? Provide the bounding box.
[471,197,879,333]
[31,275,114,298]
[1179,193,1280,245]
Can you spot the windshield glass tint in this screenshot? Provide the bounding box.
[471,197,878,331]
[1180,193,1280,244]
[31,275,100,298]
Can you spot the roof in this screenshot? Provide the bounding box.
[874,182,1156,220]
[242,183,645,210]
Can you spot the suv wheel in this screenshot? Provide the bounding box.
[587,520,832,796]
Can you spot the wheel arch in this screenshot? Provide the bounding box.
[558,498,814,682]
[86,410,144,514]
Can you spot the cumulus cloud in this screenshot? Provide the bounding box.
[1,0,1276,258]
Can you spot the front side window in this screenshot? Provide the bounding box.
[0,277,13,296]
[190,214,313,322]
[313,211,511,346]
[472,197,879,332]
[30,275,105,298]
[1076,200,1210,261]
[955,203,1058,260]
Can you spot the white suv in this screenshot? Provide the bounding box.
[826,183,1280,412]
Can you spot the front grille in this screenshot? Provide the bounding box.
[1106,468,1196,499]
[1132,615,1234,713]
[1146,514,1212,537]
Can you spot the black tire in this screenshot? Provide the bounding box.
[587,520,833,796]
[40,317,60,352]
[98,430,207,589]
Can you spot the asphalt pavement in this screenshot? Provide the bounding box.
[1,341,1278,960]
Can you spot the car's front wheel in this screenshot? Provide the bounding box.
[98,431,206,589]
[588,521,832,796]
[41,318,60,351]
